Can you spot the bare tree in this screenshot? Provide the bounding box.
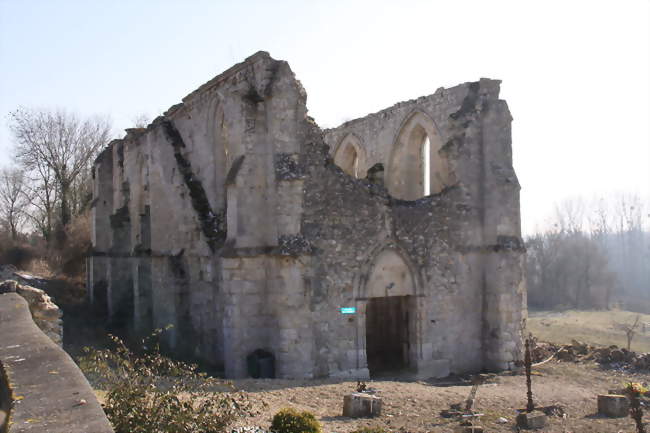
[527,198,617,310]
[0,167,29,239]
[614,315,641,351]
[528,194,649,312]
[22,161,59,242]
[8,108,112,239]
[132,113,151,129]
[589,196,611,240]
[554,198,586,234]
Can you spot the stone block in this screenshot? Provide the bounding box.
[597,394,629,417]
[516,411,547,429]
[342,392,382,418]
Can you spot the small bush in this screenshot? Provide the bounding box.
[58,212,92,276]
[79,330,252,433]
[270,408,322,433]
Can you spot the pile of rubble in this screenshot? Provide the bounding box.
[531,339,650,371]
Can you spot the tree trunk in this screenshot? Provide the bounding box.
[9,209,18,240]
[60,181,71,227]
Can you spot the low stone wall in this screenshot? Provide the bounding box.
[0,280,62,345]
[0,293,113,433]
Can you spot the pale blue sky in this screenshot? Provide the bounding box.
[1,0,648,234]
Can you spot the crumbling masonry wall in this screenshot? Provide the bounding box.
[89,51,526,378]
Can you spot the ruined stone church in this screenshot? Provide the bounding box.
[88,51,526,379]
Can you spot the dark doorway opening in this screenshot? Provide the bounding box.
[366,295,410,377]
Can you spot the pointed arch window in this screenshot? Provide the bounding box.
[387,111,449,200]
[334,134,365,178]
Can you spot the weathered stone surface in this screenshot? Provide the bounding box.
[0,293,113,433]
[342,393,382,418]
[88,51,526,379]
[597,394,630,417]
[516,411,547,429]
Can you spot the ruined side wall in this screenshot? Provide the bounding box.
[91,52,318,375]
[89,148,113,314]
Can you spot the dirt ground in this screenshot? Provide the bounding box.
[228,362,650,433]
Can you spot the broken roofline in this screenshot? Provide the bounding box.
[325,77,505,131]
[112,50,503,139]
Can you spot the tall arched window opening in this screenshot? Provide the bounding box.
[422,135,430,196]
[352,150,360,178]
[387,111,448,200]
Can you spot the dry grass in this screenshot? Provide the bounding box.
[527,309,650,352]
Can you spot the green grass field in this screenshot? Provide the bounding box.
[527,309,650,353]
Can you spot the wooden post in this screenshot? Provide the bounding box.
[525,338,534,412]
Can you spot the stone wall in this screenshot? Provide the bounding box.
[321,79,526,372]
[0,276,63,346]
[89,51,526,379]
[0,293,113,433]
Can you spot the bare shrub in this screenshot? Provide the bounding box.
[43,212,91,276]
[59,212,91,276]
[79,330,252,433]
[2,245,37,269]
[614,315,642,351]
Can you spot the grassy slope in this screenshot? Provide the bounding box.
[527,309,650,353]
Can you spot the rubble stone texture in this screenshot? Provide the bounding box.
[88,51,526,379]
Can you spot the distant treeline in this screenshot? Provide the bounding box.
[526,195,650,311]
